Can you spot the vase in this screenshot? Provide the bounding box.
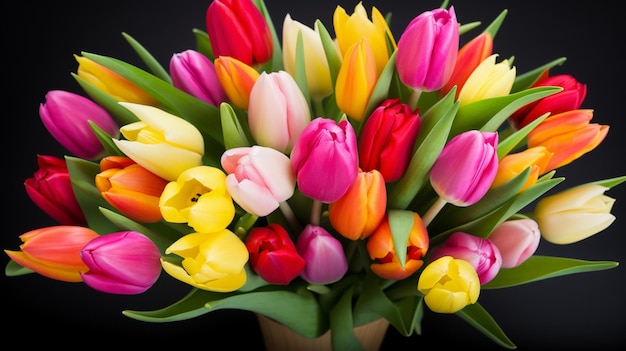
[256,313,390,351]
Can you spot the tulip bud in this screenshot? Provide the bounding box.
[169,49,227,107]
[161,229,249,292]
[328,169,386,240]
[290,117,359,203]
[335,39,378,121]
[205,0,273,67]
[296,224,348,285]
[509,74,587,130]
[396,7,459,92]
[488,219,540,268]
[113,102,204,181]
[282,14,334,101]
[245,223,305,285]
[417,256,480,313]
[221,146,296,217]
[428,232,502,284]
[527,109,608,172]
[366,211,429,280]
[213,56,260,110]
[534,184,616,244]
[159,166,235,234]
[430,130,499,207]
[25,155,87,226]
[248,71,311,153]
[39,90,119,160]
[4,226,99,282]
[358,98,421,182]
[80,231,162,294]
[95,156,169,223]
[75,55,159,106]
[457,54,516,107]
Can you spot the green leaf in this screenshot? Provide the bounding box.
[451,86,561,137]
[253,0,283,72]
[293,30,312,113]
[511,57,567,93]
[483,256,619,289]
[456,303,516,349]
[220,102,251,149]
[5,259,34,277]
[581,175,626,190]
[193,28,214,60]
[122,32,171,83]
[317,19,342,88]
[388,210,415,266]
[496,113,549,159]
[483,10,507,39]
[88,121,124,157]
[329,287,363,351]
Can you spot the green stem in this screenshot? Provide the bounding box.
[421,196,447,227]
[312,98,325,118]
[408,88,422,110]
[279,201,302,233]
[310,200,323,226]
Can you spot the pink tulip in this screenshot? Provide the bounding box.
[248,71,311,153]
[245,223,305,285]
[429,232,502,285]
[488,219,540,268]
[221,146,296,217]
[39,90,119,160]
[290,117,358,203]
[296,224,348,285]
[80,231,162,294]
[430,130,499,206]
[396,7,459,92]
[25,155,87,226]
[169,49,227,107]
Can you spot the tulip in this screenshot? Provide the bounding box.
[428,232,502,284]
[161,229,248,292]
[248,71,311,153]
[488,219,540,268]
[214,56,260,110]
[282,14,334,101]
[335,39,378,121]
[205,0,273,67]
[95,156,169,223]
[509,74,587,130]
[24,155,87,226]
[526,109,608,172]
[358,98,421,182]
[534,184,616,244]
[290,117,359,203]
[457,54,516,107]
[169,49,227,107]
[221,146,295,217]
[159,166,235,234]
[245,223,305,285]
[80,231,162,294]
[333,2,395,75]
[366,211,429,280]
[112,102,204,181]
[430,131,499,207]
[440,32,493,98]
[4,226,99,282]
[490,146,553,192]
[328,169,386,240]
[75,55,159,106]
[39,90,119,160]
[296,224,348,285]
[395,7,459,92]
[417,256,480,313]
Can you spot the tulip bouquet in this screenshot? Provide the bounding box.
[5,0,625,349]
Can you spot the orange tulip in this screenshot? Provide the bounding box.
[491,146,553,192]
[214,56,260,109]
[440,32,493,98]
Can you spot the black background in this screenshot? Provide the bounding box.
[4,0,625,348]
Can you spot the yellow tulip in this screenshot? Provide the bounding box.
[417,256,480,313]
[161,230,248,292]
[335,39,377,121]
[457,54,516,107]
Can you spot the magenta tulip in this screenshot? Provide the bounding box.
[290,117,359,203]
[169,49,227,107]
[396,7,459,92]
[245,223,305,285]
[488,219,540,268]
[358,98,421,182]
[430,130,499,207]
[80,231,162,294]
[24,155,87,226]
[39,90,119,160]
[296,224,348,285]
[429,232,502,285]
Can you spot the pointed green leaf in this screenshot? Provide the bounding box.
[220,102,251,149]
[293,30,312,112]
[192,28,214,60]
[483,256,619,289]
[483,9,507,39]
[122,32,171,83]
[511,57,567,93]
[317,19,342,88]
[388,210,415,266]
[329,287,363,351]
[456,303,516,349]
[496,113,549,159]
[581,175,626,190]
[5,259,34,277]
[88,121,124,157]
